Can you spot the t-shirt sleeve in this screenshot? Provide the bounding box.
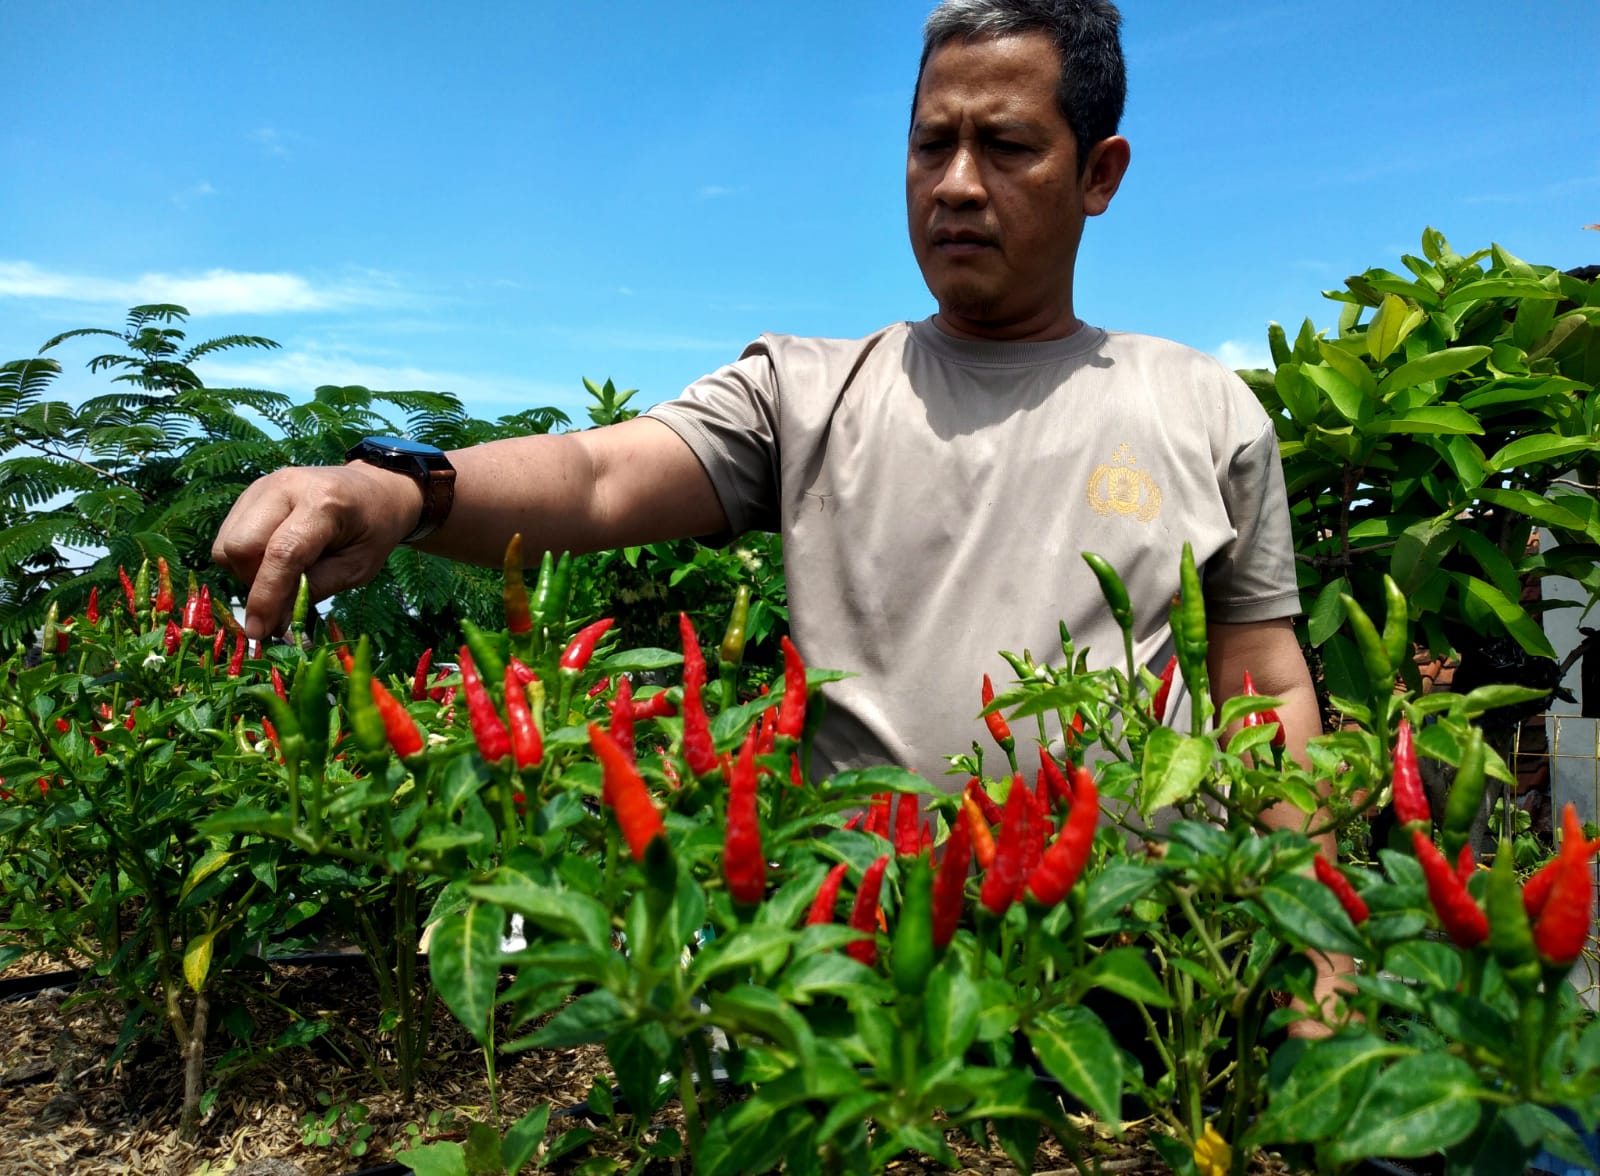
[643,339,784,541]
[1203,415,1302,623]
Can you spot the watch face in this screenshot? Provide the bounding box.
[365,436,439,457]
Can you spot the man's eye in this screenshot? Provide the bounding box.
[991,140,1028,154]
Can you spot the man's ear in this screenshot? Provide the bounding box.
[1081,135,1131,218]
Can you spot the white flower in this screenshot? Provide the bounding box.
[142,651,166,669]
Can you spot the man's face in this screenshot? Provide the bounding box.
[906,31,1124,341]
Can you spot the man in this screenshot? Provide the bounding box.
[215,0,1319,786]
[215,0,1342,1028]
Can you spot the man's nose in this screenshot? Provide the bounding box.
[932,144,986,207]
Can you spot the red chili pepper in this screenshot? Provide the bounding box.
[932,804,973,950]
[606,675,635,765]
[777,636,807,740]
[86,587,100,625]
[807,862,851,926]
[560,618,615,674]
[965,778,1003,826]
[371,679,425,759]
[55,717,70,734]
[1313,853,1369,925]
[589,721,663,862]
[1038,750,1073,807]
[428,667,450,703]
[212,627,227,663]
[758,702,778,757]
[1530,802,1600,967]
[723,725,766,906]
[1239,670,1286,747]
[1026,765,1099,907]
[893,792,921,858]
[326,618,354,674]
[661,757,682,790]
[981,673,1014,754]
[866,792,893,840]
[37,777,51,796]
[632,691,678,721]
[227,631,246,677]
[1454,843,1476,887]
[181,587,200,631]
[1524,856,1558,923]
[1019,778,1047,891]
[271,665,289,702]
[842,812,864,832]
[790,753,804,788]
[846,855,890,966]
[196,585,216,638]
[261,715,280,757]
[1152,655,1178,723]
[411,648,434,701]
[679,613,718,777]
[1065,709,1085,749]
[124,699,139,730]
[119,566,137,618]
[154,557,175,616]
[163,619,181,655]
[979,780,1030,916]
[459,646,511,764]
[1392,718,1430,829]
[505,665,544,770]
[963,793,997,870]
[587,675,612,698]
[1413,829,1488,948]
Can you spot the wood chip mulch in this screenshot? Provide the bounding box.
[0,952,1300,1176]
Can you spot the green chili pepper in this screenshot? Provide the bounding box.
[1441,725,1487,861]
[293,647,332,766]
[134,559,151,626]
[1340,593,1393,701]
[718,585,752,710]
[1058,621,1075,668]
[346,636,389,766]
[290,573,311,646]
[528,549,556,656]
[1083,552,1133,634]
[1381,575,1410,674]
[460,617,507,689]
[40,602,60,656]
[891,854,935,996]
[1485,841,1541,994]
[1171,544,1210,730]
[545,552,574,645]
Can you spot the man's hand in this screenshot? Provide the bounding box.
[213,461,423,640]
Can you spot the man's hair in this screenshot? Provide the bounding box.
[914,0,1126,158]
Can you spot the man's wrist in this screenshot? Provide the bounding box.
[344,437,456,544]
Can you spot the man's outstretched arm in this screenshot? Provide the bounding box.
[212,417,727,641]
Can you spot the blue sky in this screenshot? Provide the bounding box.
[4,2,1597,424]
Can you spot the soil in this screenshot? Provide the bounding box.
[0,951,1300,1176]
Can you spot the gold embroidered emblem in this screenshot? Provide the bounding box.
[1087,443,1162,521]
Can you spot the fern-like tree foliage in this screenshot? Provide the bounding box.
[0,305,572,664]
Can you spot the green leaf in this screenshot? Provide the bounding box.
[393,1142,470,1176]
[1390,515,1455,594]
[1302,362,1368,424]
[1383,940,1461,991]
[922,965,981,1063]
[1258,873,1367,957]
[468,877,611,953]
[503,1105,550,1176]
[1139,727,1212,814]
[509,989,624,1049]
[1367,294,1426,362]
[1274,363,1319,424]
[1376,345,1491,397]
[183,930,216,993]
[1442,277,1557,307]
[1027,1007,1124,1124]
[1367,406,1483,435]
[1318,635,1367,703]
[1076,862,1162,936]
[1476,486,1599,539]
[430,902,503,1046]
[1484,433,1597,474]
[1246,1035,1399,1146]
[1327,1053,1483,1161]
[1308,577,1352,647]
[1457,574,1556,658]
[1080,946,1172,1007]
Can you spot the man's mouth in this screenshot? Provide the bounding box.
[931,227,997,254]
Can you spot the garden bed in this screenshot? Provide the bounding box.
[0,954,1312,1176]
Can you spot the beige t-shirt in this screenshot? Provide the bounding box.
[647,318,1299,790]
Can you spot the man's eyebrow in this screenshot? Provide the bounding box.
[909,116,1045,138]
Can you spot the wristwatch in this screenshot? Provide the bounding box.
[344,437,456,544]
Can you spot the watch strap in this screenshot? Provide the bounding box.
[402,463,456,545]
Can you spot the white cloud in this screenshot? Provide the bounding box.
[250,126,293,157]
[171,180,217,208]
[0,261,409,316]
[1212,338,1273,371]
